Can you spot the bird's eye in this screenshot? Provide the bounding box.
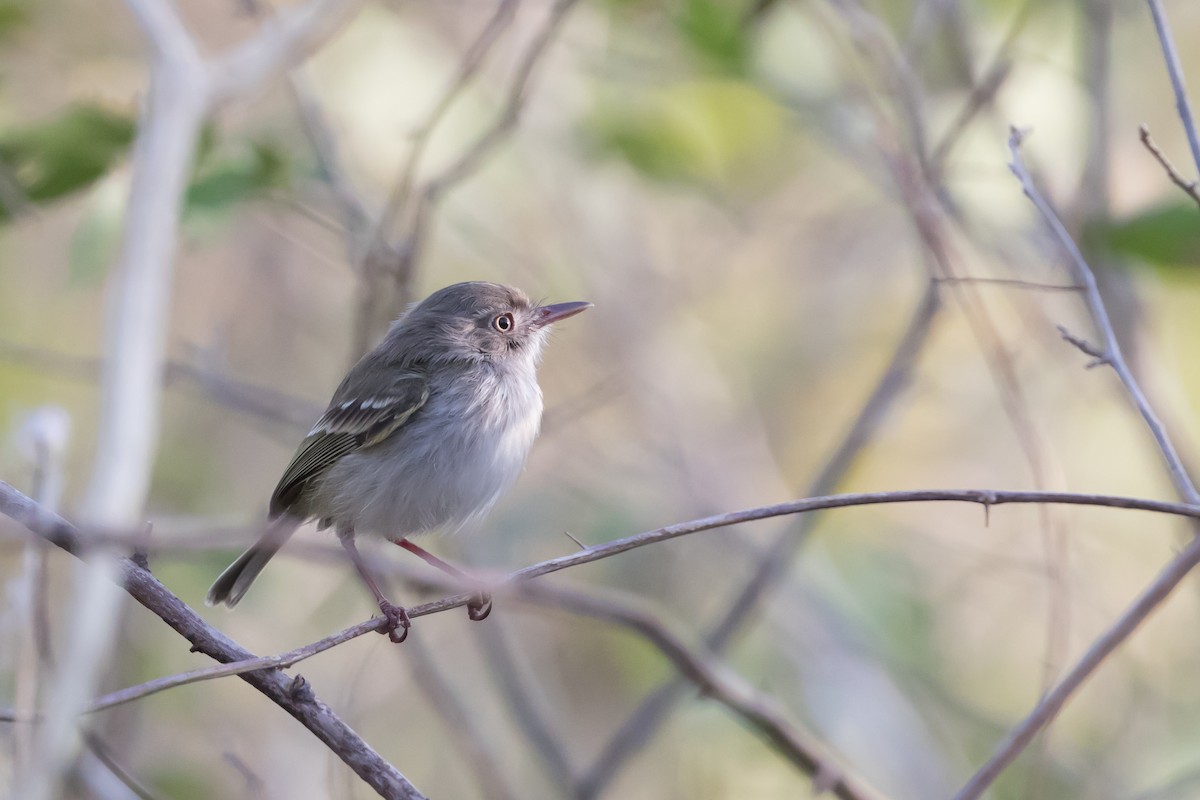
[492,312,515,333]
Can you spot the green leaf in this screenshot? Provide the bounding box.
[678,0,753,75]
[1092,204,1200,267]
[183,138,290,224]
[0,104,135,218]
[0,0,30,40]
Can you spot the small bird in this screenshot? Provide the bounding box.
[206,282,591,641]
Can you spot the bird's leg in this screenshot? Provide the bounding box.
[339,530,410,643]
[391,538,492,621]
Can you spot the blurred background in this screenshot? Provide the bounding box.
[3,0,1200,798]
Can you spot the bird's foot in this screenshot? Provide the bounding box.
[377,601,412,643]
[467,591,493,622]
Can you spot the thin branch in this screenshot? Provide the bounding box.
[87,620,376,717]
[950,128,1200,800]
[372,0,519,245]
[516,583,888,800]
[1146,0,1200,179]
[952,529,1200,800]
[578,281,939,796]
[1008,127,1200,505]
[352,0,520,355]
[1056,324,1107,367]
[0,481,427,800]
[934,276,1083,292]
[81,732,167,800]
[242,0,372,244]
[0,340,319,434]
[355,0,579,353]
[1138,123,1200,207]
[208,0,368,107]
[12,483,1200,720]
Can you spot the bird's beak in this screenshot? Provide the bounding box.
[533,300,592,327]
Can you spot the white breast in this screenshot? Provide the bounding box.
[316,359,544,538]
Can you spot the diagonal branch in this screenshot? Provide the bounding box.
[12,482,1200,714]
[1008,127,1200,505]
[1138,123,1200,207]
[515,582,890,800]
[949,128,1200,800]
[952,528,1200,800]
[0,481,427,800]
[1146,0,1200,179]
[577,282,939,796]
[354,0,579,354]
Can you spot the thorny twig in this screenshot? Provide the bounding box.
[951,128,1200,800]
[11,483,1200,715]
[577,279,939,797]
[1007,127,1200,505]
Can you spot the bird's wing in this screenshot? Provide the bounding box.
[269,369,429,517]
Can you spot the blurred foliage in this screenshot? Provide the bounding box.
[5,1,1200,799]
[1092,203,1200,269]
[586,79,790,188]
[185,136,292,224]
[677,0,754,76]
[0,103,134,218]
[63,125,296,284]
[0,0,29,41]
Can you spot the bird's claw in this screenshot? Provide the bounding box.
[467,592,492,621]
[378,601,412,643]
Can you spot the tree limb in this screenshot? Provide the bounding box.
[0,480,427,800]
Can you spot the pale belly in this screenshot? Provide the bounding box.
[311,372,543,538]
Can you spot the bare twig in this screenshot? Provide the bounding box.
[1008,127,1200,505]
[1138,123,1200,207]
[952,529,1200,800]
[17,474,1200,800]
[516,583,889,800]
[1146,0,1200,178]
[353,0,520,354]
[935,277,1083,292]
[1056,324,1107,367]
[89,0,362,516]
[578,282,939,796]
[0,480,427,800]
[354,0,579,353]
[81,732,166,800]
[950,128,1200,800]
[0,340,319,434]
[372,0,519,244]
[13,483,1200,720]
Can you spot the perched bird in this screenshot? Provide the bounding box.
[206,281,591,641]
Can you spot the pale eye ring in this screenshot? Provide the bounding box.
[492,312,515,332]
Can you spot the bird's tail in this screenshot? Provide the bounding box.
[205,515,300,608]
